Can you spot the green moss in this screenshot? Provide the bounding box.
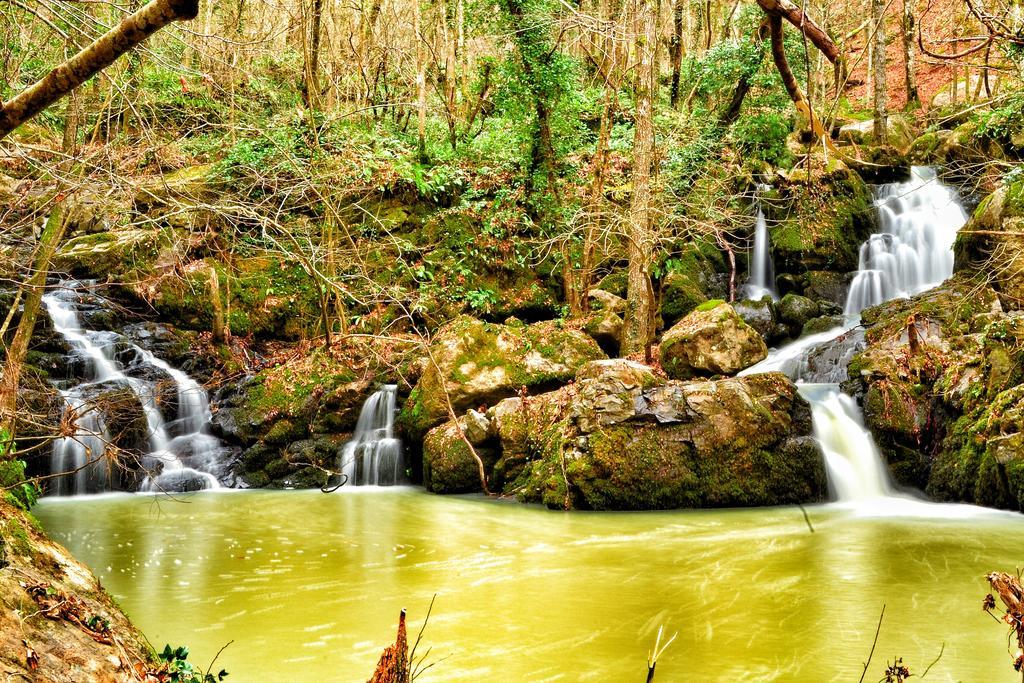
[422,425,485,493]
[694,299,726,313]
[767,165,874,273]
[2,518,33,556]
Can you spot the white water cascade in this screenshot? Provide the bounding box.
[743,167,969,507]
[43,282,223,495]
[845,166,967,316]
[799,384,894,501]
[339,385,403,486]
[744,191,777,301]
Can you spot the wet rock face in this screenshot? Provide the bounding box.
[422,359,826,509]
[659,302,768,380]
[955,177,1024,310]
[398,315,606,443]
[849,274,1024,507]
[776,293,820,337]
[732,297,776,341]
[764,159,876,275]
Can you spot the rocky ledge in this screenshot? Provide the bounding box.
[422,359,826,510]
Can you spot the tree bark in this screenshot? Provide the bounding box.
[368,609,409,683]
[622,0,658,358]
[414,0,427,160]
[0,203,69,438]
[901,0,919,107]
[0,0,200,139]
[755,0,839,64]
[303,0,325,110]
[669,0,684,108]
[872,0,889,143]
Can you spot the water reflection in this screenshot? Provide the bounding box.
[36,490,1024,682]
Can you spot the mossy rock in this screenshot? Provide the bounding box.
[512,373,825,510]
[659,303,767,379]
[397,315,605,442]
[954,178,1024,310]
[53,228,166,281]
[422,422,499,493]
[766,159,875,274]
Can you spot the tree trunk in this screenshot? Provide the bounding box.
[901,0,919,107]
[368,610,409,683]
[622,0,658,358]
[872,0,888,143]
[755,0,839,63]
[0,0,200,139]
[0,203,69,438]
[209,266,226,344]
[303,0,325,110]
[414,0,427,160]
[669,0,684,107]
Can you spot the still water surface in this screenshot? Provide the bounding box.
[35,488,1024,682]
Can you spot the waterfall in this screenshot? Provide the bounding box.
[799,384,893,500]
[43,281,223,495]
[744,190,777,301]
[845,166,966,316]
[743,167,968,506]
[338,385,403,486]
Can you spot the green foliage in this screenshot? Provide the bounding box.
[394,159,468,202]
[140,68,226,130]
[465,287,499,312]
[158,644,228,683]
[977,94,1024,148]
[215,121,314,186]
[730,111,794,166]
[0,430,38,511]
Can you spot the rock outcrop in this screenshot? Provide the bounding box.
[398,315,606,442]
[955,176,1024,310]
[423,359,826,510]
[659,302,768,379]
[847,274,1024,507]
[0,500,161,681]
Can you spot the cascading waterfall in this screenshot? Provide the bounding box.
[744,167,968,505]
[799,384,893,501]
[845,166,966,316]
[43,281,223,495]
[338,385,403,486]
[744,189,777,301]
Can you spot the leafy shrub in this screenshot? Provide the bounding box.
[730,110,794,166]
[157,644,228,683]
[0,430,38,511]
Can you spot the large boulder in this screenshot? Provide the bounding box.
[776,293,820,336]
[52,228,165,281]
[398,315,606,441]
[659,302,768,379]
[847,275,1024,505]
[422,361,826,509]
[838,115,915,149]
[765,157,876,274]
[955,177,1024,310]
[732,296,776,342]
[582,309,623,356]
[133,164,220,211]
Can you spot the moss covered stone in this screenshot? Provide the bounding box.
[659,302,767,379]
[397,315,605,442]
[850,274,1024,501]
[425,364,825,510]
[766,159,875,274]
[954,177,1024,310]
